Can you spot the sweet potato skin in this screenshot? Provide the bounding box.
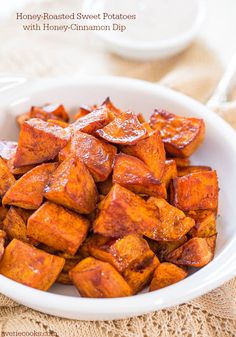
[147,198,195,241]
[166,236,216,267]
[149,262,188,291]
[121,131,166,181]
[0,158,16,197]
[69,257,132,298]
[44,157,98,214]
[187,210,217,238]
[113,153,166,198]
[14,118,69,167]
[59,131,117,182]
[3,163,58,209]
[0,239,65,290]
[170,171,219,211]
[27,202,90,255]
[96,111,147,145]
[150,110,205,157]
[93,184,161,240]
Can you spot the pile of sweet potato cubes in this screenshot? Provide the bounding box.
[0,98,218,298]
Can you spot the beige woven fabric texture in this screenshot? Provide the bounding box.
[0,1,236,336]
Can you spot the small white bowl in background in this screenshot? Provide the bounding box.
[83,0,207,60]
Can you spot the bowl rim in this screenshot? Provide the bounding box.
[0,75,236,319]
[82,0,207,50]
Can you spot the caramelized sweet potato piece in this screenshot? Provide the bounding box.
[59,131,117,182]
[47,119,69,128]
[93,184,161,240]
[0,230,6,261]
[147,198,195,241]
[154,236,187,262]
[187,210,217,238]
[44,157,98,214]
[27,202,89,255]
[101,97,122,118]
[3,207,36,244]
[113,153,166,198]
[96,111,147,145]
[161,160,177,187]
[178,165,212,177]
[166,236,216,267]
[7,157,36,176]
[3,163,58,209]
[121,131,165,181]
[74,104,97,120]
[85,234,157,273]
[149,262,188,291]
[97,175,113,195]
[0,239,65,290]
[14,118,69,167]
[29,104,69,122]
[150,110,205,157]
[73,106,111,134]
[69,257,132,298]
[123,254,160,294]
[0,158,16,197]
[170,171,219,211]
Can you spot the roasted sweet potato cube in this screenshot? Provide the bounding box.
[161,160,177,187]
[69,257,132,298]
[149,262,188,291]
[113,153,166,198]
[147,198,195,241]
[73,106,111,134]
[0,158,16,197]
[59,131,117,182]
[0,141,17,161]
[27,202,89,255]
[150,110,205,157]
[97,175,113,195]
[44,157,98,214]
[3,207,35,244]
[101,97,122,118]
[178,165,212,177]
[93,184,161,240]
[121,131,166,181]
[0,239,65,290]
[187,210,217,238]
[47,119,69,128]
[74,104,95,120]
[29,104,69,122]
[171,157,191,167]
[154,236,187,262]
[123,255,160,294]
[0,230,6,261]
[14,118,69,167]
[170,171,219,211]
[85,234,157,273]
[96,111,147,145]
[7,157,36,176]
[3,163,58,209]
[166,236,216,267]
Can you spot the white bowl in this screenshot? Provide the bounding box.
[0,76,236,321]
[83,0,206,60]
